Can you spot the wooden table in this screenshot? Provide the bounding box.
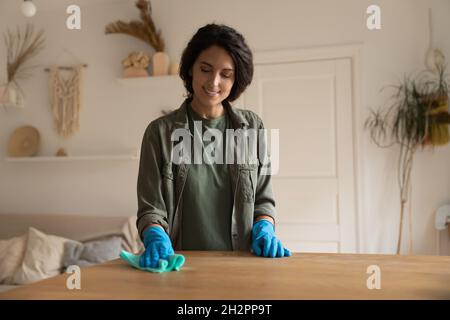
[1,251,449,299]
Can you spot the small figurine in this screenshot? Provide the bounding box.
[55,147,68,156]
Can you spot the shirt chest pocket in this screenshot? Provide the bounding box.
[238,163,258,203]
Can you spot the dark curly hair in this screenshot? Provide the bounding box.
[179,23,253,102]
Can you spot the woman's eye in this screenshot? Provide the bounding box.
[200,68,232,79]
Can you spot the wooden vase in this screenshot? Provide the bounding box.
[169,62,179,75]
[152,52,170,76]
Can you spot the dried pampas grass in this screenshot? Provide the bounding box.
[4,23,45,85]
[105,0,165,52]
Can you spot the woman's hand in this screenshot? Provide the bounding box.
[139,225,175,268]
[251,220,292,258]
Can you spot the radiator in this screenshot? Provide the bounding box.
[435,205,450,256]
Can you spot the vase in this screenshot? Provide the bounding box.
[169,62,179,75]
[152,51,170,76]
[0,82,22,107]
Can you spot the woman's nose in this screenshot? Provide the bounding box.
[208,72,221,87]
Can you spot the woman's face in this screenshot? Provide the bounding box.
[191,45,235,108]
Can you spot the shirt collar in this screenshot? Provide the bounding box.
[173,98,249,130]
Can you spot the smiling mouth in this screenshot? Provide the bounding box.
[203,87,220,96]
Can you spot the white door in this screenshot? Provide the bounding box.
[241,56,357,253]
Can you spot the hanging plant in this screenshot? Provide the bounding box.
[421,67,450,145]
[365,63,450,254]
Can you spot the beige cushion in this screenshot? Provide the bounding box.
[0,214,143,253]
[11,227,79,285]
[0,234,27,284]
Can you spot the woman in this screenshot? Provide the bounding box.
[137,24,291,268]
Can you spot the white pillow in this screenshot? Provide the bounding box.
[11,227,78,285]
[0,234,27,284]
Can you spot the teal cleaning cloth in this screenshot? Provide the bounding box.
[120,250,185,273]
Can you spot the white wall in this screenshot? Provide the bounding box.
[0,0,449,255]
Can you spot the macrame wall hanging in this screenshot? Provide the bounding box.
[48,65,85,138]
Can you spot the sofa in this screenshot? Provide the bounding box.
[0,213,143,293]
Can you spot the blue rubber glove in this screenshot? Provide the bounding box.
[139,226,175,268]
[251,220,292,258]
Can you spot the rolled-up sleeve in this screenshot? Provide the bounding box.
[253,117,277,226]
[136,123,169,240]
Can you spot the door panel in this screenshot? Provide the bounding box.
[243,57,357,253]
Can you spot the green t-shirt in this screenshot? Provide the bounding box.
[181,103,233,250]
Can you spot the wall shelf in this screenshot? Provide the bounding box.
[4,154,139,162]
[116,75,181,87]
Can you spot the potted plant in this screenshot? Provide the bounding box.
[365,63,450,254]
[1,24,45,108]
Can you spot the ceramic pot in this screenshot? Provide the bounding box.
[152,51,170,76]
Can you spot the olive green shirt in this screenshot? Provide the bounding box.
[136,98,277,251]
[181,103,233,250]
